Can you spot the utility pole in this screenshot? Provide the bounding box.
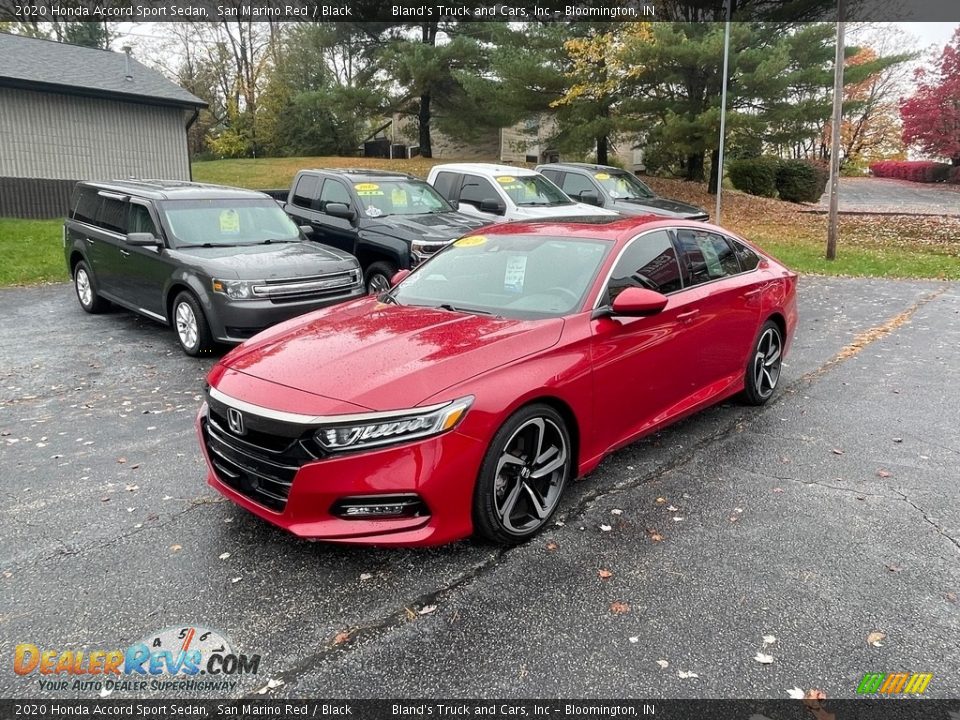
[715,0,733,224]
[826,0,846,260]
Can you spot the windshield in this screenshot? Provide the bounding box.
[161,198,300,247]
[594,171,655,200]
[390,233,611,319]
[354,179,452,217]
[496,174,573,207]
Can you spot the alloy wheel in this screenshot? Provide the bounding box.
[75,267,92,307]
[493,417,569,534]
[368,273,391,296]
[753,326,782,399]
[175,301,199,350]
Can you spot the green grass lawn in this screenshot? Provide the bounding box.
[0,218,66,286]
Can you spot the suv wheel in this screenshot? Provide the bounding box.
[172,291,215,356]
[365,261,397,295]
[73,261,110,313]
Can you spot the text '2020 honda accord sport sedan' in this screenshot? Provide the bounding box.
[197,215,797,546]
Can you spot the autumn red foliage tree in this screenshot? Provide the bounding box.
[899,26,960,166]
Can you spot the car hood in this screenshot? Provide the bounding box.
[174,242,356,280]
[363,212,487,242]
[512,203,617,218]
[612,196,708,219]
[221,298,564,411]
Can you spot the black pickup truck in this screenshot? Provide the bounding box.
[281,169,486,293]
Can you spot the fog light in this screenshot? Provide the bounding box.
[331,494,427,519]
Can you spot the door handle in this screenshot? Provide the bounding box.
[119,249,130,257]
[677,309,700,322]
[85,238,95,245]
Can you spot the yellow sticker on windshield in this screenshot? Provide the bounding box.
[455,235,487,247]
[354,183,380,192]
[594,172,611,180]
[219,209,240,234]
[496,176,517,184]
[391,187,408,207]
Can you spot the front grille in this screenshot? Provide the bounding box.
[253,270,361,304]
[202,402,319,512]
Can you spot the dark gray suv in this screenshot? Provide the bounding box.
[64,180,363,356]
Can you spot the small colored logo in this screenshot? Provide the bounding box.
[856,672,933,695]
[13,626,260,693]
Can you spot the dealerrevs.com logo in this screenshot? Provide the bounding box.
[14,626,261,693]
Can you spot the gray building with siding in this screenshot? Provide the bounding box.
[0,33,206,218]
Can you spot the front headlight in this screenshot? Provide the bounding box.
[212,278,255,300]
[315,396,473,452]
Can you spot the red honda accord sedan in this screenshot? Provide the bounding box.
[197,215,797,546]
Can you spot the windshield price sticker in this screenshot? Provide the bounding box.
[594,172,611,180]
[495,176,517,184]
[218,209,241,235]
[454,235,487,247]
[504,255,527,293]
[354,183,383,196]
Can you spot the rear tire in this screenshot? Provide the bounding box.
[365,261,397,295]
[172,291,215,357]
[73,261,110,314]
[473,404,572,545]
[741,320,783,405]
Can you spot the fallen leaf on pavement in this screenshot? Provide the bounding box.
[333,631,351,645]
[656,659,669,669]
[117,457,127,464]
[773,487,784,493]
[609,601,631,614]
[598,569,613,580]
[763,634,777,645]
[787,688,805,699]
[230,577,241,583]
[655,497,666,504]
[946,592,958,604]
[877,469,892,478]
[359,573,373,581]
[418,605,437,615]
[885,563,902,573]
[867,631,886,647]
[893,437,903,443]
[677,670,699,679]
[628,636,639,643]
[804,688,826,700]
[646,529,664,542]
[218,552,231,560]
[667,505,679,512]
[599,524,612,532]
[610,508,623,516]
[754,652,775,664]
[170,545,182,552]
[831,448,844,455]
[546,540,559,551]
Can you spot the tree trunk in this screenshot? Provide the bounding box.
[708,147,720,194]
[419,92,432,158]
[685,152,705,181]
[596,136,609,165]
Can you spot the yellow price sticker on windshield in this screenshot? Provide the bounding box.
[495,176,517,184]
[219,209,240,234]
[354,183,380,192]
[594,172,611,180]
[455,235,487,247]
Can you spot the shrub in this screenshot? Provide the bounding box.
[775,159,830,203]
[728,157,779,198]
[868,160,953,183]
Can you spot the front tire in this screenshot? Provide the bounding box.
[172,291,215,357]
[473,404,572,545]
[365,261,397,295]
[73,261,110,313]
[742,320,783,405]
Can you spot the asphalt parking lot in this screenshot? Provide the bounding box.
[1,276,958,699]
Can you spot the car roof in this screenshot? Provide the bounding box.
[475,214,690,242]
[429,162,541,178]
[537,162,629,174]
[77,180,271,201]
[300,168,417,183]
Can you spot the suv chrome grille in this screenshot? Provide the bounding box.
[253,270,361,303]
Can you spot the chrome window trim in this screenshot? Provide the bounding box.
[208,386,452,426]
[70,219,125,241]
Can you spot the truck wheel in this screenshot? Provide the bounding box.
[365,261,397,295]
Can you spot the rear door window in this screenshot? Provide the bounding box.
[98,197,128,234]
[674,229,741,285]
[292,174,320,209]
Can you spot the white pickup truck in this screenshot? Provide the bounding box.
[426,163,619,222]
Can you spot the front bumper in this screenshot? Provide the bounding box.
[196,403,487,546]
[207,287,365,343]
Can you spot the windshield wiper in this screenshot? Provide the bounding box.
[180,242,239,248]
[260,238,297,244]
[437,303,494,316]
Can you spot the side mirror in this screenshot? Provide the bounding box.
[125,232,161,248]
[299,225,315,237]
[479,198,506,215]
[610,287,668,317]
[578,190,602,207]
[325,203,356,221]
[391,269,411,287]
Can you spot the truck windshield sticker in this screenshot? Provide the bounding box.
[218,209,240,235]
[495,176,517,184]
[455,235,487,247]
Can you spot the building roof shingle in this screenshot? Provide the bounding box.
[0,32,207,109]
